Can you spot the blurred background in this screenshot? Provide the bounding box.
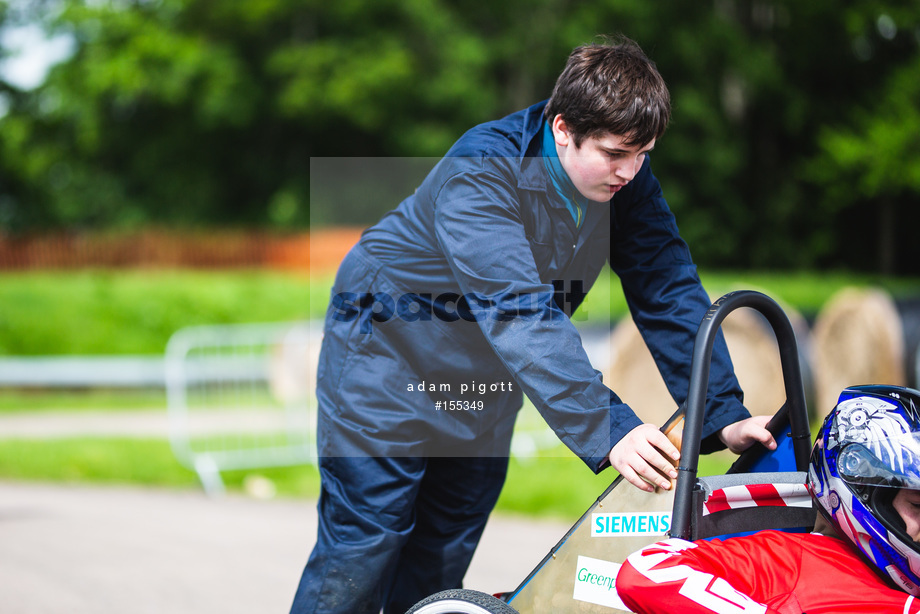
[3,1,920,611]
[3,0,920,270]
[1,0,920,539]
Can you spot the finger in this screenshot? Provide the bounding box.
[632,451,675,490]
[646,429,681,461]
[636,436,679,479]
[756,428,778,450]
[746,416,777,449]
[643,448,679,482]
[620,463,655,492]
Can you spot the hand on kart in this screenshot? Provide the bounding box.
[608,423,680,493]
[718,415,777,454]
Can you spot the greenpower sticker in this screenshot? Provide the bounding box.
[591,512,670,537]
[572,555,630,610]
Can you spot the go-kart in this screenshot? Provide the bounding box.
[406,290,816,614]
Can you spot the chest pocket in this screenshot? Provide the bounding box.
[526,237,556,276]
[520,190,579,280]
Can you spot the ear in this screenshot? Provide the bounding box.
[551,114,572,147]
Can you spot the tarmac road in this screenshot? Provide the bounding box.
[0,480,569,614]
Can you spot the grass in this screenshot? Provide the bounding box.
[579,267,920,321]
[0,436,735,519]
[0,269,312,355]
[0,438,199,486]
[0,388,167,413]
[496,448,735,519]
[0,437,322,495]
[2,267,920,357]
[0,267,916,516]
[700,269,920,315]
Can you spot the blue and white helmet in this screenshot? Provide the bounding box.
[808,385,920,595]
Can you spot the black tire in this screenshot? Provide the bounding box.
[405,589,519,614]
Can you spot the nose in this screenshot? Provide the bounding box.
[614,156,642,183]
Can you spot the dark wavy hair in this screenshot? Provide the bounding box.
[544,36,670,148]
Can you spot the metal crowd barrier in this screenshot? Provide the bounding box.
[165,321,319,495]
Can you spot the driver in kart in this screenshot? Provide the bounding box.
[616,384,920,614]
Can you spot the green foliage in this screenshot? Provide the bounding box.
[2,1,920,271]
[799,6,920,274]
[1,0,314,229]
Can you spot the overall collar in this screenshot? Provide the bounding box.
[515,102,604,233]
[541,119,590,228]
[517,102,552,193]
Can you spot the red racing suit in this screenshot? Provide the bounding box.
[615,532,920,614]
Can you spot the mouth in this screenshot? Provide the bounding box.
[609,184,625,193]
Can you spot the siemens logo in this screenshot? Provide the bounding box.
[591,512,670,537]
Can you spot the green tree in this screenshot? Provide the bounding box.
[2,0,315,229]
[804,8,920,274]
[611,1,920,273]
[1,0,920,273]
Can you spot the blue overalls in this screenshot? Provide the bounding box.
[291,101,749,613]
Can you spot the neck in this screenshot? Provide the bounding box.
[541,121,590,226]
[812,513,839,537]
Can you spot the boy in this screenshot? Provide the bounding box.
[292,36,773,614]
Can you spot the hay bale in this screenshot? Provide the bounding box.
[894,296,920,389]
[811,287,905,417]
[268,323,322,405]
[606,318,678,427]
[603,302,809,427]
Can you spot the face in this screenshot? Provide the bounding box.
[550,114,655,203]
[893,489,920,542]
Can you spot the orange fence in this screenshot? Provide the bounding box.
[0,227,363,273]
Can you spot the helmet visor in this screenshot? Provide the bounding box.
[838,433,920,489]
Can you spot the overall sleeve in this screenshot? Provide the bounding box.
[432,161,643,472]
[609,158,749,452]
[615,537,791,614]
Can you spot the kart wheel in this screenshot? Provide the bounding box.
[406,589,518,614]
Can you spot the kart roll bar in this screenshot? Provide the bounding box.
[670,290,812,541]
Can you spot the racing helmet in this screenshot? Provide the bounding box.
[808,384,920,595]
